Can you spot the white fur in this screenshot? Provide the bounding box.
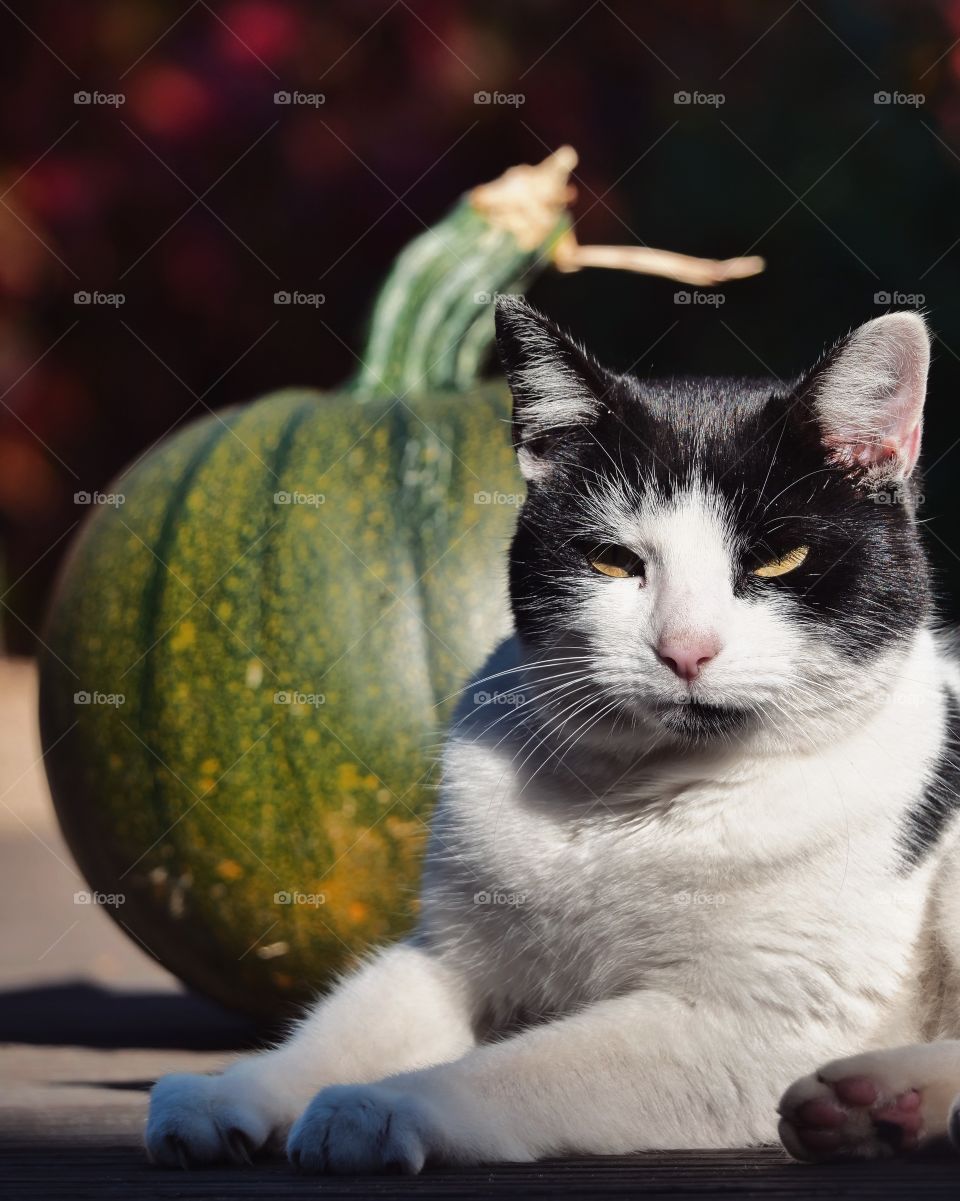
[145,500,958,1171]
[504,316,600,482]
[146,313,960,1174]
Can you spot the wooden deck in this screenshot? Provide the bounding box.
[4,1141,960,1200]
[4,660,960,1197]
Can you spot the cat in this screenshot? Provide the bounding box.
[146,295,960,1173]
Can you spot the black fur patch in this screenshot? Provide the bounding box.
[900,688,960,868]
[495,298,930,668]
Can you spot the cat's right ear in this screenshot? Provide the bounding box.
[495,295,608,482]
[801,312,931,480]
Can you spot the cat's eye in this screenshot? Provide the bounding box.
[752,545,809,578]
[588,544,645,579]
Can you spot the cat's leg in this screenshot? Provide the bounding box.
[778,1041,960,1160]
[145,941,475,1168]
[284,988,838,1173]
[779,841,960,1161]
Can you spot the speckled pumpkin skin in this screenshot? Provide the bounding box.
[40,383,521,1020]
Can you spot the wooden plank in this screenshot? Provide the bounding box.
[2,1144,960,1200]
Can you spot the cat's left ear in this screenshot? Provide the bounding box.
[803,312,931,479]
[495,295,610,481]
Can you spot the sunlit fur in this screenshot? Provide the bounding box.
[145,303,960,1174]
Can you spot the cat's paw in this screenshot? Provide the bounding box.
[779,1050,932,1162]
[286,1083,438,1175]
[146,1072,275,1168]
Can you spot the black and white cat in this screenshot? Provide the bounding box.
[146,296,960,1171]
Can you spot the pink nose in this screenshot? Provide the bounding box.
[655,634,720,681]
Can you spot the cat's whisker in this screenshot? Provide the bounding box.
[515,693,615,788]
[553,697,625,770]
[509,683,605,773]
[760,466,835,514]
[477,673,603,748]
[511,681,602,754]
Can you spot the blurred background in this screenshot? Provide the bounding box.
[0,0,959,640]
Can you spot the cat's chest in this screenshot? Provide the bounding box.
[451,788,760,986]
[475,800,746,936]
[438,756,924,1015]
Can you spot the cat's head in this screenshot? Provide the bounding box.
[495,295,932,751]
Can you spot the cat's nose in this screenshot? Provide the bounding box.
[655,634,720,681]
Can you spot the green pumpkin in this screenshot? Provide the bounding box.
[39,149,762,1019]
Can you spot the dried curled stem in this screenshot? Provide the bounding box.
[552,230,765,287]
[469,145,765,286]
[469,146,579,251]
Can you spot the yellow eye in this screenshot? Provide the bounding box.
[588,545,644,579]
[752,545,809,578]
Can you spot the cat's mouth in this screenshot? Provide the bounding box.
[655,698,750,740]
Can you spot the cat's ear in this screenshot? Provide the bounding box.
[802,312,931,479]
[495,295,608,481]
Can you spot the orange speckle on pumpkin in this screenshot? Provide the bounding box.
[216,858,243,880]
[347,901,368,923]
[335,762,364,791]
[170,619,196,651]
[385,815,427,843]
[200,757,220,775]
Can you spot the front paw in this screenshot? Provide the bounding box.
[146,1072,275,1168]
[779,1048,935,1162]
[286,1084,438,1175]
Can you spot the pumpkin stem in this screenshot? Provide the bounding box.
[551,231,765,287]
[467,145,578,251]
[349,148,764,400]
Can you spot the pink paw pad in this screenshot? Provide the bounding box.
[792,1077,923,1154]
